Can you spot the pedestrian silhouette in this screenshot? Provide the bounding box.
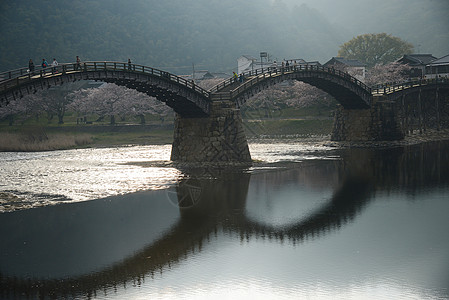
[42,59,48,74]
[75,56,81,70]
[51,58,58,73]
[28,59,35,73]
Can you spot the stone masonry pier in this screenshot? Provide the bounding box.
[332,82,449,142]
[331,96,404,141]
[171,101,251,164]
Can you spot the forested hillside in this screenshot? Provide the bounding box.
[0,0,448,73]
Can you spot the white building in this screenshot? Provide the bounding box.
[237,55,273,74]
[425,54,449,79]
[237,55,257,74]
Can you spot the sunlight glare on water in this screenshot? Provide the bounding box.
[0,145,181,211]
[0,142,336,212]
[249,141,334,163]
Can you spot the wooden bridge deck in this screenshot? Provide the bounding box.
[2,61,448,113]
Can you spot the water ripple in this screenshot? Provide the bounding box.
[0,145,181,212]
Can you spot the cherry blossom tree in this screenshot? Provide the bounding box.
[68,83,172,125]
[0,92,44,125]
[244,83,288,118]
[37,91,71,124]
[0,81,91,125]
[67,88,94,121]
[365,62,411,87]
[244,80,336,118]
[1,82,175,126]
[283,81,335,108]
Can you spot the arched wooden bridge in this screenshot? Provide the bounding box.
[2,61,448,114]
[209,64,373,108]
[1,61,449,163]
[0,62,212,117]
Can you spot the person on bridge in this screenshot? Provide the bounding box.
[272,60,277,72]
[51,58,59,74]
[233,72,238,82]
[128,58,132,70]
[75,56,81,70]
[42,59,48,73]
[28,59,35,73]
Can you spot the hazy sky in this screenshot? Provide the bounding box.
[0,0,448,72]
[272,0,449,57]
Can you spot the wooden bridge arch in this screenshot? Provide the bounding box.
[209,65,373,109]
[3,62,449,116]
[371,78,449,101]
[1,62,378,116]
[0,62,211,118]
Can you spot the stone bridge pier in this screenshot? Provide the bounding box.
[171,101,252,164]
[331,96,404,141]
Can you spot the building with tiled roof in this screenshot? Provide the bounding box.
[425,54,449,79]
[323,57,366,81]
[397,54,437,78]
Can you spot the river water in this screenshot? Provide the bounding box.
[0,140,448,299]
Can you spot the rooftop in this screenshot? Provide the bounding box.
[324,57,366,67]
[397,54,437,65]
[427,54,449,66]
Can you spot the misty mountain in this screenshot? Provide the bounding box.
[1,0,448,74]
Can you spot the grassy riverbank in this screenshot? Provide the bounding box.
[243,118,333,138]
[0,126,175,151]
[0,131,93,152]
[0,118,333,151]
[0,106,335,151]
[2,118,449,152]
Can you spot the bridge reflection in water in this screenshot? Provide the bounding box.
[1,142,449,299]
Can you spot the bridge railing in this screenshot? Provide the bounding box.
[208,64,372,95]
[208,67,279,93]
[1,61,210,99]
[371,77,449,95]
[0,65,49,82]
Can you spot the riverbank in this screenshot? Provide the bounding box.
[0,118,333,151]
[0,125,174,151]
[323,128,449,148]
[1,121,449,152]
[0,131,93,152]
[0,105,335,151]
